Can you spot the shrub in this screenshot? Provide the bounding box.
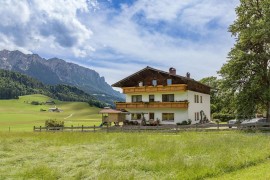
[177,119,192,125]
[31,101,41,105]
[212,113,235,122]
[45,119,64,127]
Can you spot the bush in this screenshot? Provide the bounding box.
[45,119,64,127]
[31,101,41,105]
[177,119,192,125]
[212,113,235,122]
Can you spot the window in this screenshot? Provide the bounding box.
[162,113,174,121]
[132,95,142,102]
[149,113,155,120]
[138,81,143,87]
[149,95,155,102]
[131,113,142,120]
[200,96,203,103]
[195,112,200,121]
[194,95,199,103]
[167,79,172,85]
[152,79,157,86]
[162,94,174,102]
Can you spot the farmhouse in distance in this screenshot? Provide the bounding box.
[112,66,211,125]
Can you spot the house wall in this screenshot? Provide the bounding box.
[125,108,188,125]
[187,90,211,124]
[126,92,188,102]
[123,90,210,125]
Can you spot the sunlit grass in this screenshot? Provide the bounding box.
[0,94,102,132]
[0,131,270,179]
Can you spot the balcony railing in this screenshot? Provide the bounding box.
[122,84,187,94]
[115,101,188,109]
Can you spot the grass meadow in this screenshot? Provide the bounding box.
[1,131,270,179]
[0,94,102,132]
[1,95,270,179]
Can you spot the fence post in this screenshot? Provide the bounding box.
[217,122,219,130]
[237,122,240,130]
[255,122,258,131]
[107,124,109,133]
[71,125,73,132]
[33,126,35,132]
[94,125,96,133]
[82,125,84,132]
[39,126,42,132]
[196,124,198,131]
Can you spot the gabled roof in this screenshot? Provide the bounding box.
[99,108,128,114]
[112,66,210,94]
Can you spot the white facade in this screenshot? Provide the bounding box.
[125,90,210,124]
[187,91,211,124]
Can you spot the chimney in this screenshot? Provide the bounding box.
[186,72,191,78]
[169,67,176,75]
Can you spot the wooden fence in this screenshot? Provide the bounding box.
[33,122,270,133]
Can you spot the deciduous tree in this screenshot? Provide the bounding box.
[219,0,270,120]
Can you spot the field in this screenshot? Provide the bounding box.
[0,94,102,132]
[1,95,270,179]
[1,131,270,179]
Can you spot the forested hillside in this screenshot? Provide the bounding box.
[0,50,124,106]
[0,69,107,107]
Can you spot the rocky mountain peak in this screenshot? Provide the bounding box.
[0,49,124,104]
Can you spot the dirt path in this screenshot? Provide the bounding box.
[64,113,74,119]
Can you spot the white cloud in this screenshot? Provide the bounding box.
[85,0,238,84]
[0,0,239,85]
[0,0,95,57]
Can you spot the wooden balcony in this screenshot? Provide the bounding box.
[116,101,188,109]
[122,84,187,94]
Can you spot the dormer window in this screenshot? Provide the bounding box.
[167,79,172,85]
[139,81,143,87]
[152,79,157,86]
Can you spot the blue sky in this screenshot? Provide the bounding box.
[0,0,239,90]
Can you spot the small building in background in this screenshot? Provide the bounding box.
[99,107,128,125]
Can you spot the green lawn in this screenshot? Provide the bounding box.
[208,159,270,180]
[1,95,270,179]
[1,131,270,179]
[0,94,102,132]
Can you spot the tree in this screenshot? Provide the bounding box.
[200,76,237,119]
[219,0,270,120]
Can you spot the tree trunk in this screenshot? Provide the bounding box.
[267,102,270,122]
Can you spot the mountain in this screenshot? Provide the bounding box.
[0,69,107,107]
[0,50,124,105]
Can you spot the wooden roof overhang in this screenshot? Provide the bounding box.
[99,108,129,114]
[112,66,211,94]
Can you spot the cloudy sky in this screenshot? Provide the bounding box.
[0,0,239,89]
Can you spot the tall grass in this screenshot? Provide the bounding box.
[0,131,270,179]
